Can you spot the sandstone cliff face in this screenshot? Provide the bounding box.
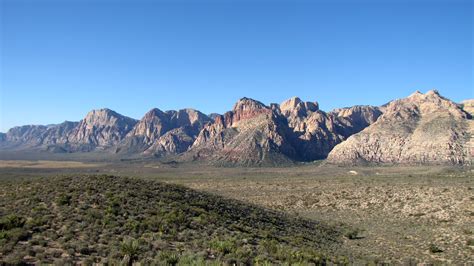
[66,109,138,151]
[461,99,474,117]
[188,96,382,165]
[41,121,79,145]
[117,108,211,155]
[2,90,468,165]
[279,97,382,161]
[144,126,196,156]
[0,122,79,151]
[330,105,383,138]
[2,125,48,148]
[189,98,296,166]
[460,99,474,159]
[328,90,471,165]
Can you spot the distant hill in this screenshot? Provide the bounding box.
[1,90,471,165]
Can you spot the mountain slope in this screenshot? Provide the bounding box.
[188,98,297,166]
[281,97,382,161]
[328,90,471,165]
[187,97,382,165]
[65,109,138,151]
[117,108,211,155]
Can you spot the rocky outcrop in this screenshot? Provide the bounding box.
[280,96,318,119]
[187,96,382,165]
[330,105,383,138]
[1,125,48,148]
[42,121,79,145]
[1,90,469,166]
[117,108,211,155]
[0,122,79,151]
[145,126,197,156]
[460,99,474,159]
[328,90,471,165]
[277,97,382,161]
[188,98,297,166]
[208,113,221,120]
[461,99,474,117]
[66,109,137,151]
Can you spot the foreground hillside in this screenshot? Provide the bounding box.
[0,175,347,264]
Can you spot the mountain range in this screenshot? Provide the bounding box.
[1,90,472,165]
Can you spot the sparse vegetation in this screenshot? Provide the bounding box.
[428,243,443,253]
[0,175,344,264]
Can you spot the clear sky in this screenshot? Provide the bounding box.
[0,0,472,132]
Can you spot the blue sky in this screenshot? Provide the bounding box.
[0,0,472,132]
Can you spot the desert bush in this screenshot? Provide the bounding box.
[0,175,344,264]
[344,228,363,240]
[429,243,443,253]
[209,238,237,255]
[0,214,26,230]
[120,238,141,262]
[56,193,72,206]
[158,250,180,265]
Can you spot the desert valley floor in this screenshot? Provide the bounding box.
[0,160,473,264]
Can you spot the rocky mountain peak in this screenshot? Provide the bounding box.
[328,90,471,165]
[127,108,170,143]
[228,98,272,126]
[67,109,137,150]
[83,108,136,128]
[169,109,211,128]
[232,97,268,112]
[281,96,302,108]
[387,90,467,121]
[280,97,319,117]
[144,108,167,119]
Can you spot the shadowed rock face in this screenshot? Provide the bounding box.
[328,90,472,165]
[330,105,383,138]
[280,98,382,161]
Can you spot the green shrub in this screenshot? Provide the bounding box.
[158,250,180,265]
[466,239,474,246]
[120,238,141,262]
[209,239,236,255]
[0,214,26,230]
[106,197,121,216]
[56,194,72,206]
[429,243,443,253]
[344,228,362,240]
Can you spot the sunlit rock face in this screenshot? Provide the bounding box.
[328,90,472,165]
